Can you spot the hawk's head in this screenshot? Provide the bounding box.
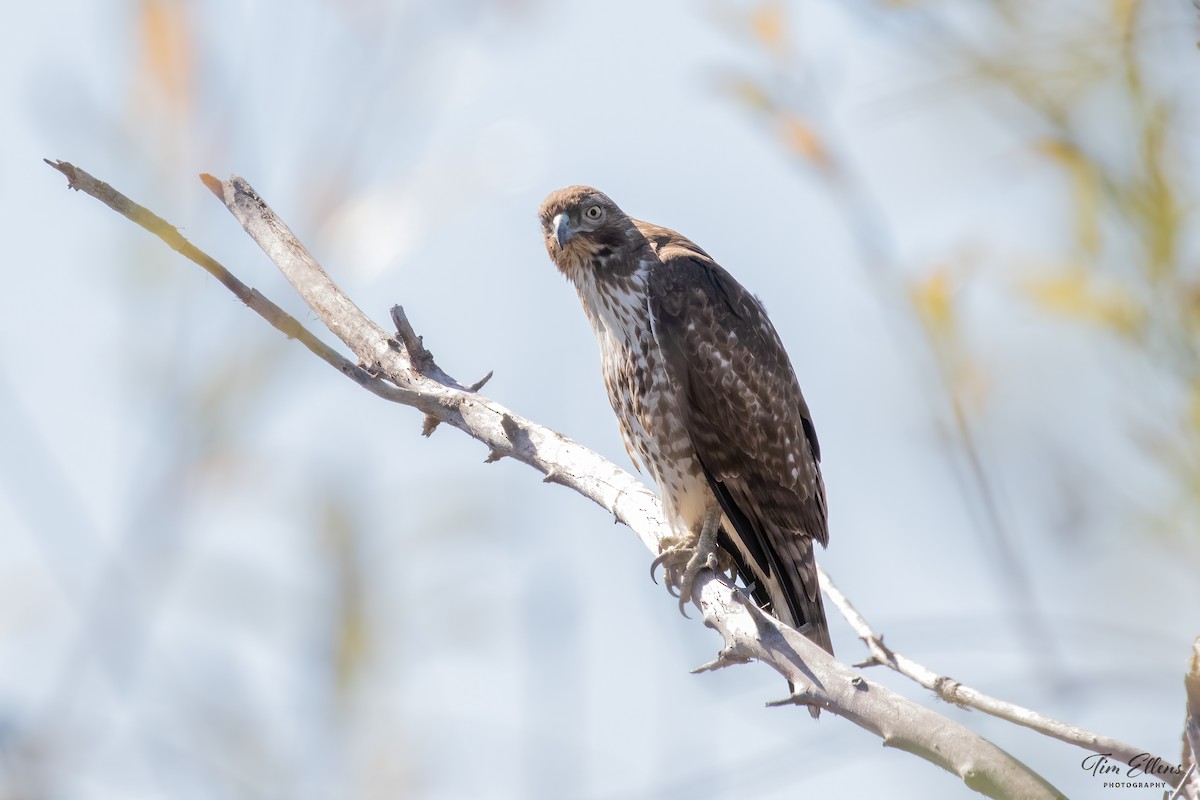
[538,185,646,282]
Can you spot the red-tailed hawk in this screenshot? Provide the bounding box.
[539,185,832,655]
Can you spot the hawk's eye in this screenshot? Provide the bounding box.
[584,205,603,221]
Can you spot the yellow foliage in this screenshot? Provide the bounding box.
[1129,107,1179,279]
[779,114,829,168]
[139,0,192,111]
[909,267,992,414]
[909,268,956,338]
[1035,139,1101,255]
[727,76,773,111]
[751,2,787,54]
[1186,285,1200,333]
[1189,381,1200,433]
[1023,269,1143,336]
[1112,0,1140,41]
[335,599,370,698]
[323,498,371,700]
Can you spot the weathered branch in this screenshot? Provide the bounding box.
[693,579,1067,798]
[50,159,1071,799]
[1177,637,1200,799]
[43,160,414,407]
[819,563,1190,791]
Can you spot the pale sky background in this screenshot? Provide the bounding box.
[3,1,1200,798]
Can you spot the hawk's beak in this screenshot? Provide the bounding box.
[552,213,575,248]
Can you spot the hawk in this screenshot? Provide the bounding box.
[539,185,833,655]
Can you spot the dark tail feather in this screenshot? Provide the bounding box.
[786,536,833,655]
[702,465,833,656]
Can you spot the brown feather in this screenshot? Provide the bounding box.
[642,232,831,653]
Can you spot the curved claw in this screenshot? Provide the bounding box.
[677,567,702,614]
[651,548,688,596]
[675,543,722,618]
[652,507,722,620]
[649,553,666,584]
[651,535,708,607]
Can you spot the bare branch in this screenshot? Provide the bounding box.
[1177,637,1200,800]
[694,578,1065,799]
[50,159,1070,799]
[43,159,410,407]
[819,563,1189,790]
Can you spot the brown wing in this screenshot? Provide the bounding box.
[641,222,832,652]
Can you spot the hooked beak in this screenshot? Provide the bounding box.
[552,213,575,248]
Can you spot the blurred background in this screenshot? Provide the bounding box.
[3,0,1200,797]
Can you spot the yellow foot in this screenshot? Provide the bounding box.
[650,507,722,617]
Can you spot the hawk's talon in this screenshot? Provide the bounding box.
[677,546,711,610]
[650,507,723,616]
[649,551,671,585]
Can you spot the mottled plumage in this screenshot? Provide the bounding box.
[539,186,832,654]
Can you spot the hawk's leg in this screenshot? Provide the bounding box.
[650,505,722,616]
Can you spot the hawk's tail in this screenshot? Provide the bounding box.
[702,464,833,656]
[778,536,833,656]
[715,522,833,655]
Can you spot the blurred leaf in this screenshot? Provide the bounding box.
[1126,106,1180,279]
[1185,285,1200,333]
[750,1,787,54]
[909,267,957,339]
[323,496,372,702]
[1112,0,1140,41]
[1189,381,1200,433]
[1035,139,1101,255]
[137,0,193,112]
[721,73,774,111]
[910,266,992,414]
[1022,269,1143,336]
[778,113,830,168]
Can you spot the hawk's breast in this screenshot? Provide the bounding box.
[575,264,712,530]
